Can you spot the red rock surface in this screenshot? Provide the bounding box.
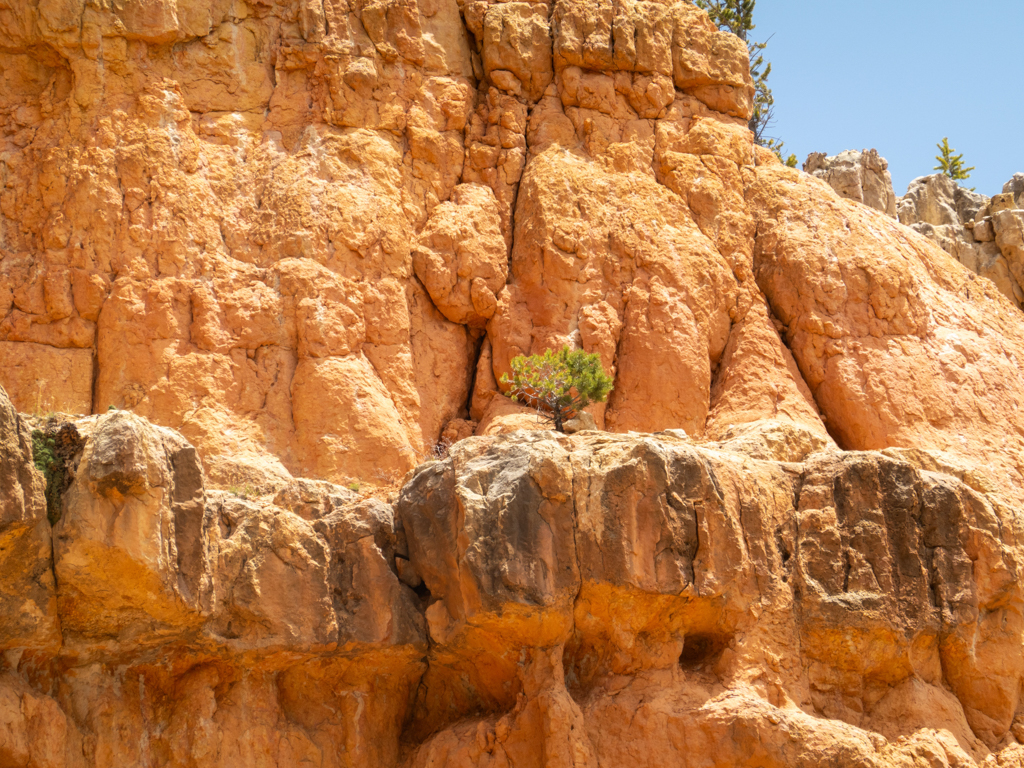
[4,0,1024,765]
[3,398,1024,767]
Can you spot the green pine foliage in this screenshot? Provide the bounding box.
[694,0,755,39]
[747,37,775,145]
[30,422,83,524]
[934,138,975,183]
[501,347,614,433]
[694,0,789,162]
[31,429,64,525]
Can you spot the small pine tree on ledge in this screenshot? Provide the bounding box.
[934,137,975,185]
[501,347,614,433]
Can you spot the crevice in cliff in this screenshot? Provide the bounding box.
[746,216,849,451]
[504,175,520,269]
[462,329,486,421]
[320,0,330,38]
[911,479,942,612]
[46,523,64,655]
[397,615,434,747]
[89,319,102,415]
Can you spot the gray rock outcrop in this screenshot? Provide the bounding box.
[1004,173,1024,208]
[803,149,1024,309]
[803,149,897,217]
[895,173,1024,307]
[802,149,1024,307]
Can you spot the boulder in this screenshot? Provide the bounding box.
[707,418,835,463]
[992,192,1018,214]
[563,410,597,433]
[412,184,508,326]
[53,410,214,647]
[803,149,898,217]
[208,486,426,650]
[1004,172,1024,209]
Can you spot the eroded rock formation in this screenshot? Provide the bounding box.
[4,389,1024,766]
[1,387,427,768]
[896,174,1024,308]
[804,148,898,218]
[5,0,1024,765]
[807,151,1024,309]
[0,0,764,487]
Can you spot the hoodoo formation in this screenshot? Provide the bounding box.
[2,1,1024,766]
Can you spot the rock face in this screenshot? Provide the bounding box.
[1005,173,1024,209]
[0,0,764,488]
[0,0,756,490]
[1,0,485,488]
[5,0,1024,765]
[1,394,427,768]
[896,174,1024,307]
[399,431,1024,765]
[54,410,214,647]
[805,154,1024,310]
[5,407,1024,767]
[803,149,898,217]
[0,386,60,653]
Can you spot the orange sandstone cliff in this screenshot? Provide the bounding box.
[3,0,1024,766]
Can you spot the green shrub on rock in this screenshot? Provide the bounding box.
[501,347,613,433]
[31,422,83,525]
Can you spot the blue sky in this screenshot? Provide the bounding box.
[755,0,1024,196]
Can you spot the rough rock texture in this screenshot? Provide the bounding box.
[7,407,1024,767]
[5,0,1024,765]
[399,431,1024,765]
[1005,173,1024,209]
[0,386,60,652]
[749,165,1024,501]
[808,157,1024,311]
[1,396,427,768]
[1,0,485,488]
[896,173,1024,307]
[0,0,761,489]
[803,148,897,218]
[412,183,508,327]
[0,0,758,491]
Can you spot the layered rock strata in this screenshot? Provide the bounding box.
[4,388,1024,767]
